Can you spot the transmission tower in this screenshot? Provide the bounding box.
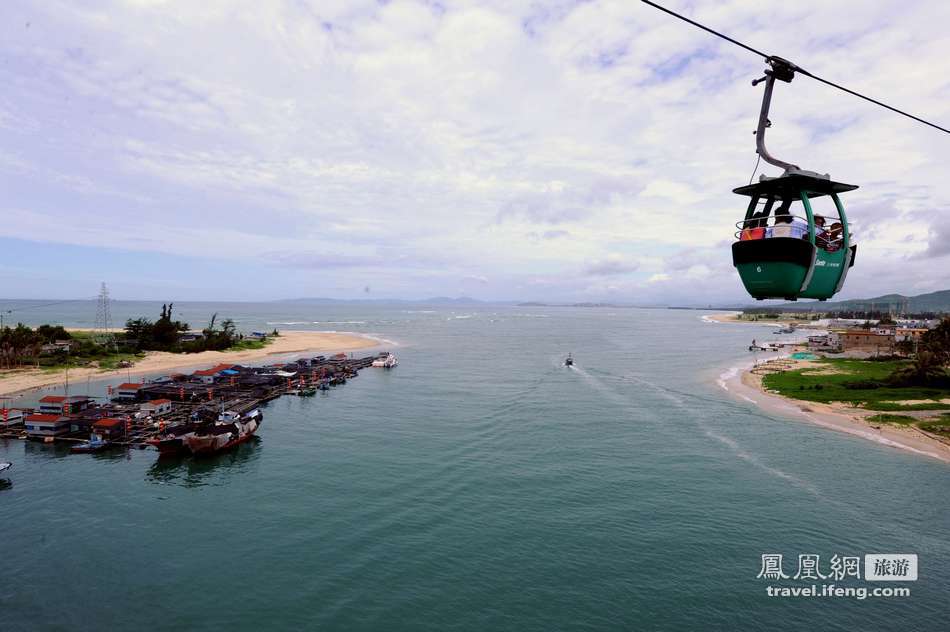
[94,282,117,351]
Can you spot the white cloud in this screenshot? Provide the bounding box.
[0,0,948,302]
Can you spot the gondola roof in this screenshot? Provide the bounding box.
[733,172,858,198]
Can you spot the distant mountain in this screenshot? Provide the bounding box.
[771,289,950,313]
[275,296,488,305]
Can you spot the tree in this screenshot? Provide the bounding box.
[36,324,70,343]
[125,304,188,351]
[220,318,236,341]
[124,317,154,346]
[920,317,950,367]
[889,350,946,387]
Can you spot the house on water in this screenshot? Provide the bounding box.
[140,399,172,416]
[25,414,70,439]
[38,395,92,415]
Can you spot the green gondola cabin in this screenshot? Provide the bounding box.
[731,172,857,301]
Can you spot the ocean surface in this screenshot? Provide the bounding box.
[1,302,948,631]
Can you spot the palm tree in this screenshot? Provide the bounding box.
[890,350,945,386]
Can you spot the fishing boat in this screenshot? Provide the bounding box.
[0,462,10,474]
[184,409,262,455]
[146,423,200,456]
[564,353,574,367]
[71,433,110,454]
[372,353,398,368]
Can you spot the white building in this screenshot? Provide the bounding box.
[140,399,173,416]
[1,408,25,428]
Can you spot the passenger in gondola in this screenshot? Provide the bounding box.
[825,221,844,251]
[766,200,808,239]
[814,215,829,248]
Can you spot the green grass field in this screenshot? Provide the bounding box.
[865,414,918,425]
[918,414,950,437]
[761,358,950,411]
[225,338,273,352]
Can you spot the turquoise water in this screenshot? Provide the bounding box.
[1,304,948,631]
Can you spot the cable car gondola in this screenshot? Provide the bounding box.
[641,2,949,300]
[731,57,857,301]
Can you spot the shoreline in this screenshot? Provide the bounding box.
[703,312,817,328]
[0,330,383,399]
[717,355,950,464]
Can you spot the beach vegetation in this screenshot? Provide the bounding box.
[762,358,950,411]
[917,414,950,437]
[124,305,259,353]
[865,414,917,425]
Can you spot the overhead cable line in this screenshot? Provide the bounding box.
[640,0,950,135]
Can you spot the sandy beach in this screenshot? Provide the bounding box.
[717,356,950,464]
[0,330,381,399]
[703,312,816,327]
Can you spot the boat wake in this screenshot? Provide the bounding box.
[607,370,824,498]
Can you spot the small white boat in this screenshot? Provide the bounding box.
[0,462,11,474]
[372,353,398,368]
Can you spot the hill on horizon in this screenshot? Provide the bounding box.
[768,289,950,313]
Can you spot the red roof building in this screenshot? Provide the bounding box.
[25,413,70,437]
[38,395,92,414]
[27,413,65,422]
[114,383,145,401]
[93,417,126,439]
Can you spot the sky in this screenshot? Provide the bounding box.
[1,0,948,304]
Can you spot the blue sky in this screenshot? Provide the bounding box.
[1,0,948,304]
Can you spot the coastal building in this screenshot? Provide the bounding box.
[67,415,100,435]
[93,418,126,440]
[192,364,237,384]
[114,383,145,401]
[839,330,895,353]
[895,328,929,343]
[38,395,92,415]
[826,318,867,329]
[40,340,78,354]
[827,331,842,349]
[24,414,70,438]
[897,319,937,329]
[1,408,26,428]
[192,369,218,384]
[807,334,840,352]
[140,399,172,416]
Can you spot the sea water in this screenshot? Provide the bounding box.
[1,303,948,631]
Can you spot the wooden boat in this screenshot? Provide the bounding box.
[372,353,398,368]
[184,410,262,455]
[146,424,199,456]
[71,433,111,454]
